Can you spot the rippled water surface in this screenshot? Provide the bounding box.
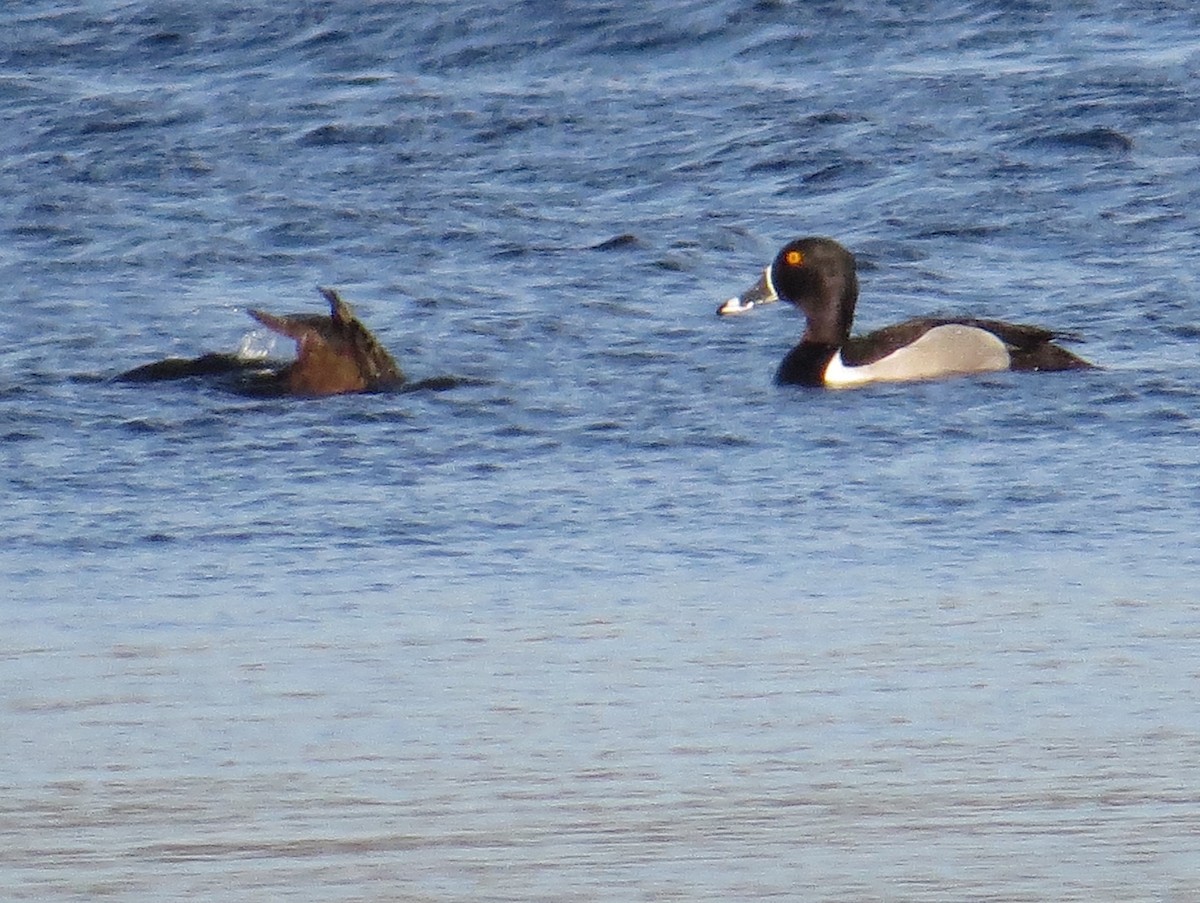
[3,2,1200,899]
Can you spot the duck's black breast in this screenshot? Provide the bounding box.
[775,342,839,387]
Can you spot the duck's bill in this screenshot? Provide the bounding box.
[716,266,778,315]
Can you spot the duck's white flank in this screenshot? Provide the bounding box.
[823,323,1011,387]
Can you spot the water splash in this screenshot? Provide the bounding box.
[236,329,279,361]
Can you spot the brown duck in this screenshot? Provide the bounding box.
[120,287,404,396]
[248,287,403,395]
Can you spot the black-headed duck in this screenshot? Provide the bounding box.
[719,237,1092,387]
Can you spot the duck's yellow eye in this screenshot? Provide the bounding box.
[785,250,804,266]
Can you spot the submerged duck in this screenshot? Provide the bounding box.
[119,287,404,396]
[718,237,1093,387]
[248,287,403,395]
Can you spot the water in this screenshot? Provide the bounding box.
[3,1,1200,899]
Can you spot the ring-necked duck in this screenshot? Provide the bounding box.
[119,287,404,396]
[718,237,1092,387]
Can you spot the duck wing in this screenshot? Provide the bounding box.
[842,317,1091,371]
[948,318,1093,371]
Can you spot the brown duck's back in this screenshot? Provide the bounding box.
[248,287,404,396]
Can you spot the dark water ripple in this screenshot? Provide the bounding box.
[4,1,1200,900]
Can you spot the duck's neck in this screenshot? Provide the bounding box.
[801,277,856,347]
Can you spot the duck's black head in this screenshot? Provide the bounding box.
[771,238,859,344]
[718,236,859,345]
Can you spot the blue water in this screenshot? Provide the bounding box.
[3,1,1200,899]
